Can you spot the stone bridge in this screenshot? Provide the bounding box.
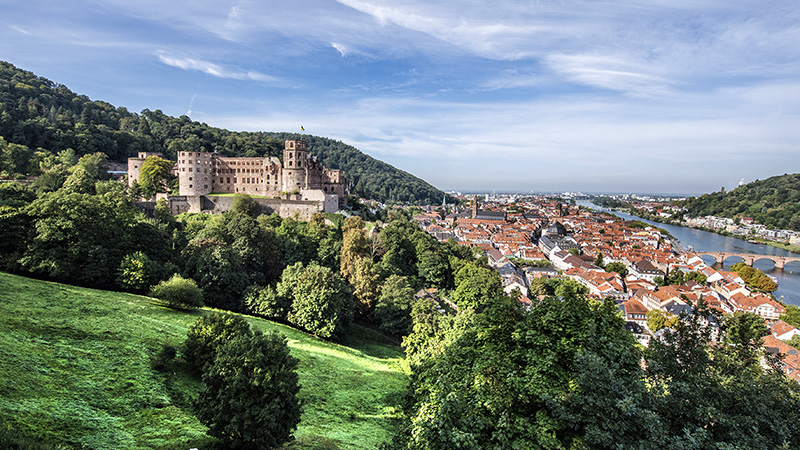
[700,251,800,270]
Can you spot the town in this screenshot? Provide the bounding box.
[413,195,800,381]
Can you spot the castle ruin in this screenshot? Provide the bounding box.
[128,139,347,219]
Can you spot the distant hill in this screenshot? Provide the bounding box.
[0,271,405,449]
[0,61,448,205]
[676,173,800,231]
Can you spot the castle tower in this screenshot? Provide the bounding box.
[472,194,478,219]
[282,140,308,192]
[178,151,213,196]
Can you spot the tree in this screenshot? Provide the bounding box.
[374,274,415,336]
[20,190,138,286]
[450,262,504,311]
[182,238,250,311]
[138,155,174,197]
[196,330,301,450]
[184,313,252,373]
[340,216,368,281]
[781,305,800,328]
[646,309,678,332]
[350,256,380,316]
[401,290,648,449]
[230,193,260,218]
[243,284,290,321]
[117,251,162,293]
[288,263,353,339]
[149,273,204,309]
[604,261,628,277]
[593,251,604,268]
[685,270,707,285]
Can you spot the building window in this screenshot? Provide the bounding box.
[189,177,192,181]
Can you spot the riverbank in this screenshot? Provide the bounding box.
[598,205,800,256]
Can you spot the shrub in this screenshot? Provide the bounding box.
[184,313,252,373]
[197,330,301,449]
[149,274,204,309]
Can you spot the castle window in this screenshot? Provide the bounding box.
[189,168,192,172]
[189,177,192,181]
[189,184,193,188]
[204,185,208,189]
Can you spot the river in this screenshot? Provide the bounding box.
[578,201,800,306]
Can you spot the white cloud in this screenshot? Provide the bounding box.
[155,52,278,83]
[332,42,349,57]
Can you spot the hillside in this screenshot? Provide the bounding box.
[0,61,447,205]
[676,173,800,231]
[0,271,406,449]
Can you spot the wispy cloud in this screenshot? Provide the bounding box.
[155,52,278,83]
[9,25,30,35]
[332,42,349,57]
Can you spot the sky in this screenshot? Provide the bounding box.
[2,0,799,195]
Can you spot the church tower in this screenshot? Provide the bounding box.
[472,194,478,219]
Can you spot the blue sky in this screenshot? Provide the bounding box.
[2,0,799,195]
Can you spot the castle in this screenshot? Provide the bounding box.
[128,139,348,219]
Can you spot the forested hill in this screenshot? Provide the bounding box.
[676,173,800,231]
[0,61,447,205]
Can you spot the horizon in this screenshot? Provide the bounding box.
[2,1,798,195]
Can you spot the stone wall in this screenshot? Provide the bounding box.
[162,195,324,220]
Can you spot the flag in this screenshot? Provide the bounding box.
[301,125,305,132]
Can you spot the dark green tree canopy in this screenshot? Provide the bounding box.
[196,330,301,450]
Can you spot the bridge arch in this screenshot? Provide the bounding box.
[698,251,800,270]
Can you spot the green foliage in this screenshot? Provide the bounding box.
[20,190,138,287]
[781,305,800,328]
[644,305,800,448]
[0,271,405,449]
[117,251,164,293]
[678,173,800,230]
[138,155,175,198]
[450,262,504,311]
[400,291,646,449]
[685,270,707,285]
[197,330,301,450]
[184,313,252,373]
[288,263,354,340]
[230,193,260,218]
[374,275,415,337]
[731,262,778,292]
[646,309,678,332]
[604,261,628,277]
[0,62,447,205]
[243,284,290,321]
[181,238,250,310]
[350,256,380,317]
[149,274,204,309]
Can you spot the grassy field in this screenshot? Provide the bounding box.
[0,272,407,449]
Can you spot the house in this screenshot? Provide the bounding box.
[728,292,785,321]
[629,259,664,282]
[763,335,800,382]
[770,320,800,341]
[621,298,649,329]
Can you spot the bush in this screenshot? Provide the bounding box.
[197,330,301,449]
[149,274,204,309]
[184,313,252,373]
[243,284,291,321]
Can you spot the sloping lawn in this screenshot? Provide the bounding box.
[0,272,406,449]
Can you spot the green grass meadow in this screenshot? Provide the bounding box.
[0,272,407,449]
